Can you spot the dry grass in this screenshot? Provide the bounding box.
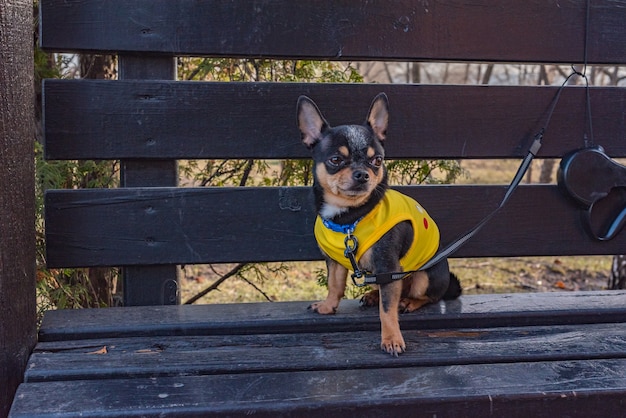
[181,261,328,304]
[458,159,559,185]
[450,256,611,294]
[180,255,612,305]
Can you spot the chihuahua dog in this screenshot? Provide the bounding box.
[297,93,461,356]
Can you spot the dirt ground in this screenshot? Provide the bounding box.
[450,256,612,294]
[509,261,610,292]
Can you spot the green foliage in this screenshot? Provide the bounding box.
[180,159,270,187]
[178,58,363,83]
[234,263,291,301]
[386,159,465,185]
[36,269,100,319]
[34,0,120,316]
[35,141,118,316]
[274,160,314,186]
[34,48,60,82]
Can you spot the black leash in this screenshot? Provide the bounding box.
[418,63,595,273]
[349,0,595,287]
[350,130,543,287]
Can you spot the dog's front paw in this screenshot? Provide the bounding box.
[380,334,406,357]
[308,301,338,315]
[359,289,379,308]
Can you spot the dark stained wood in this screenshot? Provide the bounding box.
[120,160,178,187]
[45,185,626,268]
[24,322,626,382]
[43,80,626,160]
[36,292,626,342]
[122,266,179,306]
[25,323,626,382]
[39,0,626,64]
[11,359,626,417]
[0,1,37,415]
[117,55,180,306]
[15,1,626,416]
[15,292,626,415]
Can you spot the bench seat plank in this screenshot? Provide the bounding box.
[43,80,626,160]
[16,293,626,416]
[38,292,626,341]
[25,322,626,383]
[12,359,626,417]
[45,185,626,267]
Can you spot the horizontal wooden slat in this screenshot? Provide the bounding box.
[43,80,626,160]
[25,322,626,382]
[17,292,626,415]
[35,292,626,342]
[12,359,626,417]
[45,185,626,268]
[39,0,626,64]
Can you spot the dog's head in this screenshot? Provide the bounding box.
[297,93,389,218]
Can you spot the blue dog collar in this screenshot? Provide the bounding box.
[321,217,363,234]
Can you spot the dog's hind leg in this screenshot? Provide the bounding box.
[400,270,434,313]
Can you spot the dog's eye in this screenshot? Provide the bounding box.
[328,156,344,167]
[370,156,383,167]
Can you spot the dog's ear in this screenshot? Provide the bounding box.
[297,96,329,148]
[366,93,389,142]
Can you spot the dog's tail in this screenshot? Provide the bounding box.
[442,272,462,300]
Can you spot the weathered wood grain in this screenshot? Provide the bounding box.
[45,185,626,267]
[0,0,37,414]
[117,54,180,306]
[12,359,626,417]
[26,323,626,382]
[43,80,626,160]
[39,0,626,64]
[37,292,626,342]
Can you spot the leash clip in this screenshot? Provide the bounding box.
[351,272,366,287]
[343,234,370,287]
[344,234,358,255]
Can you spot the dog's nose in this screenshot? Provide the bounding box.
[352,170,370,183]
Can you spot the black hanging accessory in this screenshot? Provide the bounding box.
[558,146,626,241]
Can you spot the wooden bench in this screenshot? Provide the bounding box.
[9,0,626,416]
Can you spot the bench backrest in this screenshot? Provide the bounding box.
[40,0,626,306]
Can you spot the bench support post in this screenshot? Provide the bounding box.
[118,55,180,306]
[0,0,36,414]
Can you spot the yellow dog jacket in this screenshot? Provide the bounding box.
[314,189,439,272]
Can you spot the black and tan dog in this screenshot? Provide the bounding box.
[297,93,461,356]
